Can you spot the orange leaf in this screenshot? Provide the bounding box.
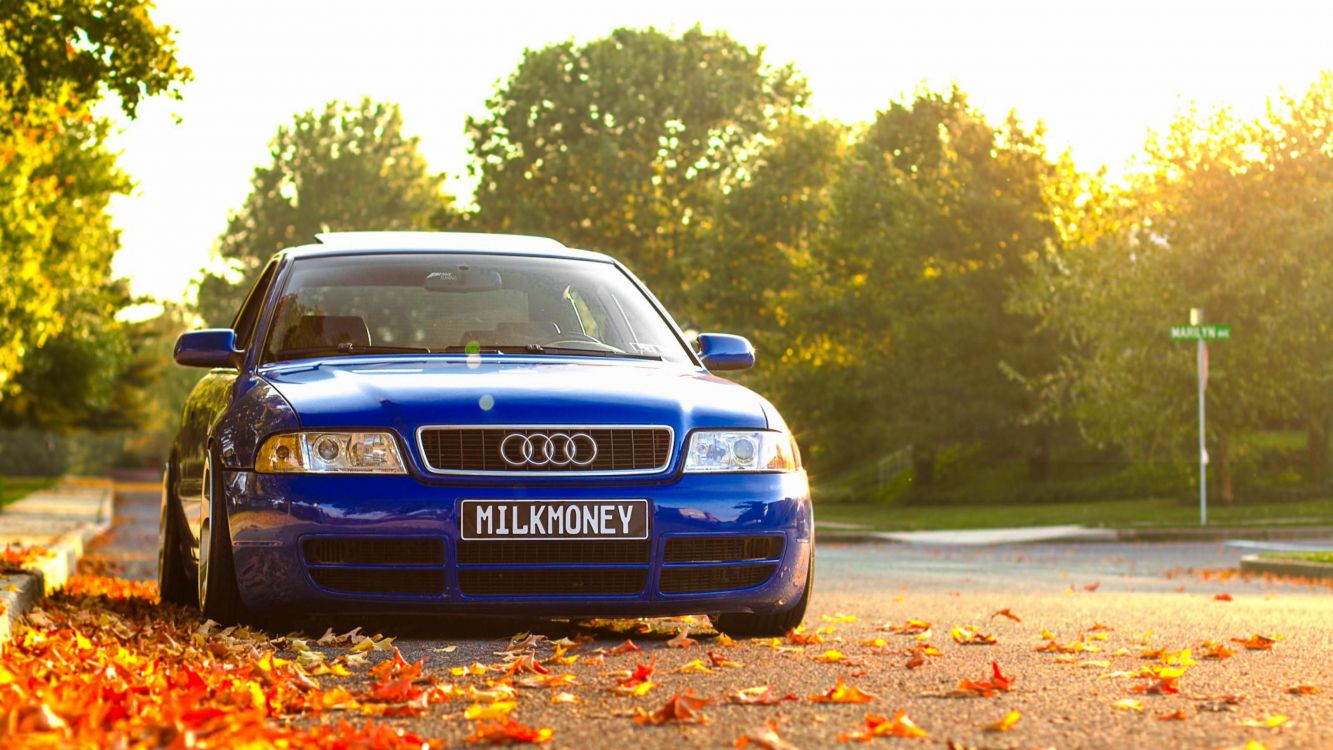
[1213,593,1233,601]
[989,608,1022,623]
[1287,684,1320,695]
[608,639,641,655]
[632,690,710,725]
[837,710,928,742]
[1157,709,1189,721]
[1231,634,1280,651]
[810,676,876,704]
[466,719,553,744]
[708,650,744,668]
[667,629,698,649]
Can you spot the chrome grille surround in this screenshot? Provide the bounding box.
[415,424,674,476]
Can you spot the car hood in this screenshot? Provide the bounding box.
[259,356,772,434]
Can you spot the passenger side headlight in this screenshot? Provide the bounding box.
[256,431,407,474]
[683,430,800,473]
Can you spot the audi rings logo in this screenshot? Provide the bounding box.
[500,432,599,468]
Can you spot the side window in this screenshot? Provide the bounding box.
[232,262,278,351]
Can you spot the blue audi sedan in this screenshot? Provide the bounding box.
[161,232,813,635]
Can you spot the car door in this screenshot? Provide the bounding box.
[174,261,279,551]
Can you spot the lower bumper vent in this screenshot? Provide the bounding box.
[303,537,444,566]
[664,536,784,563]
[459,568,646,596]
[310,567,445,595]
[660,564,776,593]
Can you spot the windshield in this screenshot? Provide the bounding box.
[261,253,694,365]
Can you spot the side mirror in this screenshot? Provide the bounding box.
[697,333,755,372]
[175,329,241,368]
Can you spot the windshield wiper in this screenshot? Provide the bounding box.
[275,343,432,361]
[437,344,662,361]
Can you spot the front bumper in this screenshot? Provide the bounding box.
[224,470,813,618]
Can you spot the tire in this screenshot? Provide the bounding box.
[714,552,814,638]
[198,450,247,624]
[158,460,198,607]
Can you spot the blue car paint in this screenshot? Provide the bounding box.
[168,237,813,619]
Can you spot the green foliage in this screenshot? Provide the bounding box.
[775,88,1063,475]
[197,98,459,326]
[1032,73,1333,501]
[0,0,187,395]
[467,26,807,308]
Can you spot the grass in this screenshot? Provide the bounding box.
[1259,551,1333,565]
[0,476,55,509]
[814,495,1333,532]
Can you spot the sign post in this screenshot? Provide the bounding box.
[1170,311,1230,526]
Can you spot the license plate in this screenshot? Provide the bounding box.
[460,499,650,541]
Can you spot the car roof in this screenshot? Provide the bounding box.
[276,231,616,264]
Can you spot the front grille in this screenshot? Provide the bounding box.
[303,537,445,566]
[418,426,671,474]
[459,568,647,596]
[310,567,445,595]
[457,540,651,565]
[664,536,784,563]
[660,564,777,594]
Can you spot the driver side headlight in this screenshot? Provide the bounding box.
[683,429,800,473]
[256,431,407,474]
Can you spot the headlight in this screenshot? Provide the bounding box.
[683,430,800,473]
[256,431,406,474]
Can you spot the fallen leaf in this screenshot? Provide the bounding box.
[1214,593,1233,601]
[608,639,641,655]
[464,700,517,721]
[879,619,930,635]
[727,686,800,705]
[810,676,877,704]
[1238,714,1289,728]
[837,710,928,742]
[950,626,997,645]
[1157,709,1189,721]
[1200,641,1236,660]
[1231,634,1280,651]
[823,613,858,623]
[633,690,710,725]
[550,691,579,704]
[675,659,714,674]
[708,650,744,668]
[1112,699,1144,712]
[1287,684,1320,695]
[466,718,553,744]
[735,720,801,750]
[951,662,1014,698]
[989,608,1022,623]
[813,649,846,663]
[984,710,1021,733]
[667,629,698,649]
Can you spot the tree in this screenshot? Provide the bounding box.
[1036,74,1333,501]
[0,0,188,391]
[467,26,807,309]
[783,88,1063,479]
[196,98,459,326]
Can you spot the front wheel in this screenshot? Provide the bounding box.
[197,451,246,624]
[714,553,813,638]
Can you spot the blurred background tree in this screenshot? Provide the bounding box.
[466,25,807,309]
[195,98,459,326]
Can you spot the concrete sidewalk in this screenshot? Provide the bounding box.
[0,477,115,646]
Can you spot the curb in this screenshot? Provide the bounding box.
[1239,553,1333,581]
[0,478,115,649]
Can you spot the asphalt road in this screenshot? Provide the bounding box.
[97,485,1333,749]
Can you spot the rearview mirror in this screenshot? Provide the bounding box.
[697,333,755,371]
[424,265,503,293]
[175,329,241,368]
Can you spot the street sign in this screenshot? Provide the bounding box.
[1170,325,1231,341]
[1172,312,1230,527]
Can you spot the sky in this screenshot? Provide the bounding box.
[106,0,1333,304]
